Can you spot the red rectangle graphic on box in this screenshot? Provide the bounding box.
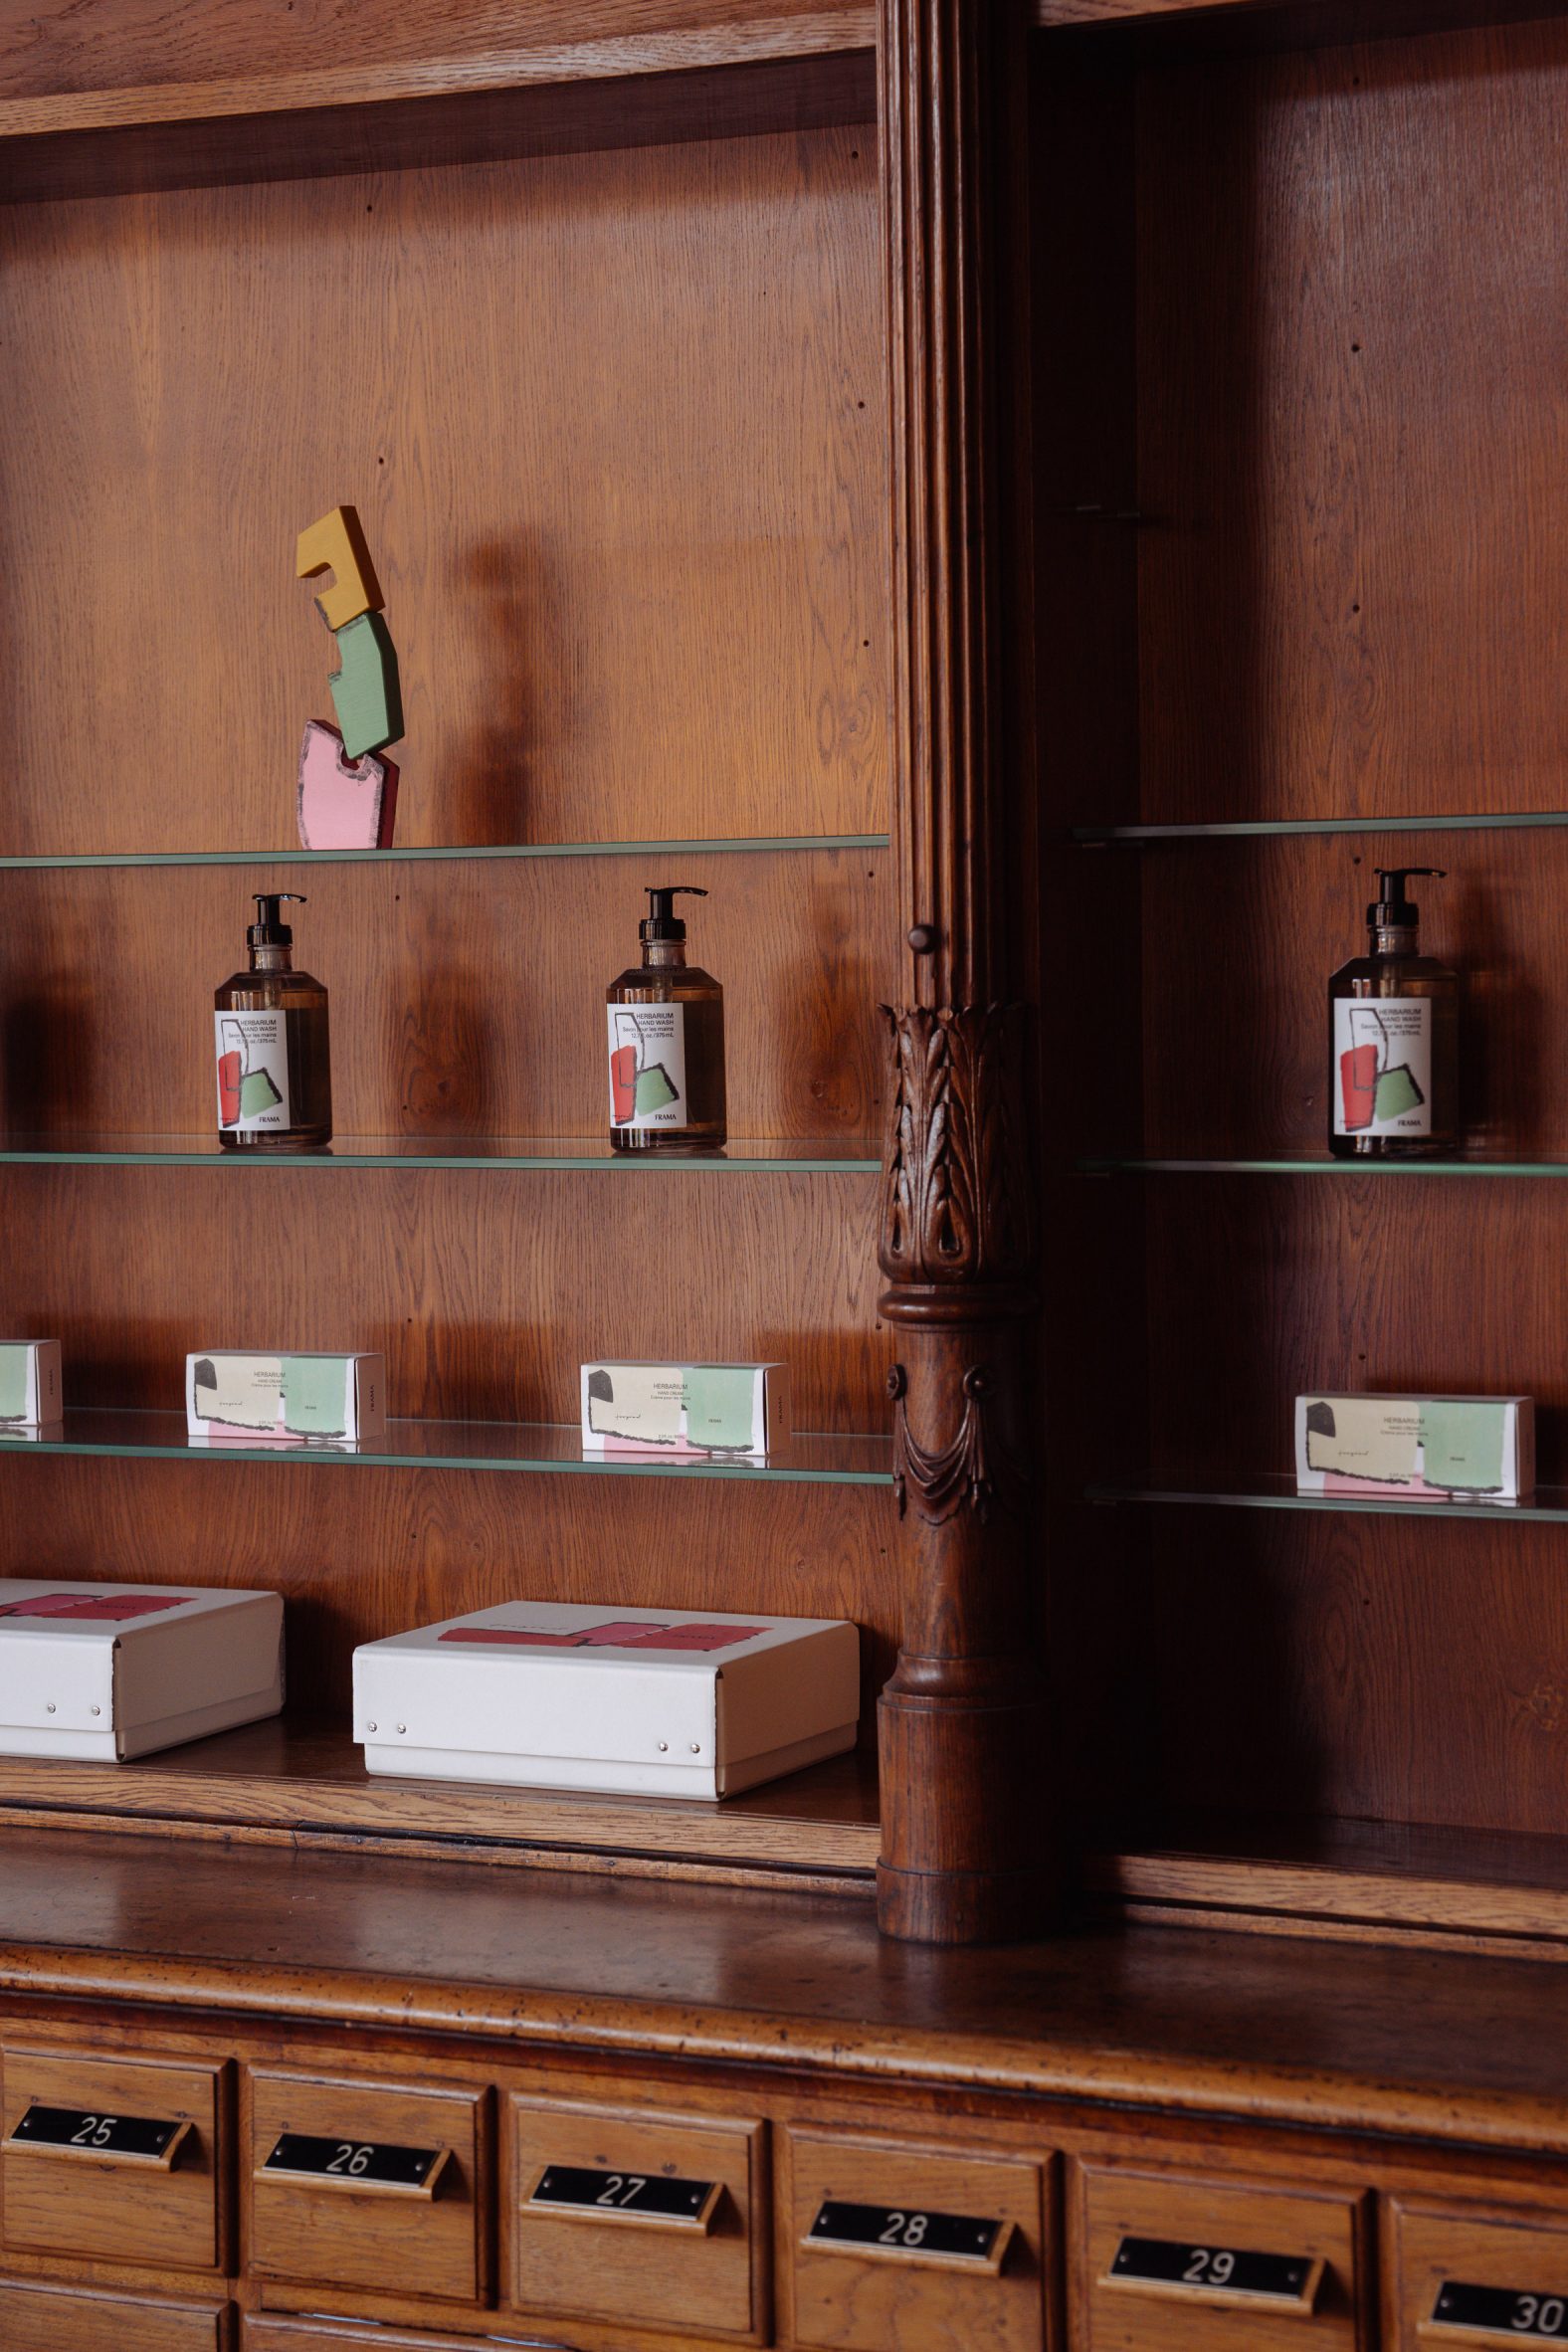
[438,1619,767,1654]
[0,1593,190,1623]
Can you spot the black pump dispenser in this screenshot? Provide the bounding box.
[249,891,305,949]
[640,885,706,944]
[1368,868,1444,930]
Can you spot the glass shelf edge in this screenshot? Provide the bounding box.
[1089,1482,1561,1523]
[1071,811,1568,844]
[0,833,891,872]
[0,1139,880,1172]
[1078,1157,1568,1177]
[0,1414,892,1485]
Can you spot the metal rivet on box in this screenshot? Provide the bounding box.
[91,1705,100,1717]
[396,1723,407,1734]
[658,1741,669,1752]
[45,1702,55,1714]
[366,1721,377,1733]
[689,1743,700,1753]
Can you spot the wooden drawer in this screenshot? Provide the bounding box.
[782,2127,1045,2351]
[247,2067,486,2309]
[243,2318,499,2351]
[0,2277,229,2350]
[508,2091,765,2341]
[1074,2163,1364,2348]
[1390,2199,1568,2344]
[1,2044,224,2273]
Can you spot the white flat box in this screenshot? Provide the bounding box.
[0,1579,285,1761]
[580,1361,791,1459]
[186,1350,385,1444]
[354,1601,859,1799]
[0,1340,61,1428]
[1294,1392,1534,1502]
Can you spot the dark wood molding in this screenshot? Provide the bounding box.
[875,0,1049,1944]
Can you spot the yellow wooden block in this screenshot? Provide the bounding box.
[295,504,384,631]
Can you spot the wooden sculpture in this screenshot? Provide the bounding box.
[295,503,404,843]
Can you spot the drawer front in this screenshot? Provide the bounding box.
[247,2068,485,2308]
[1,2045,224,2272]
[0,2277,228,2351]
[1392,2200,1568,2345]
[1075,2163,1364,2349]
[243,2318,496,2351]
[783,2128,1045,2352]
[509,2092,764,2340]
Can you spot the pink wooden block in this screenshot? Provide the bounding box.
[296,718,399,850]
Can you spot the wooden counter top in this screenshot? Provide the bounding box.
[1,1827,1567,2158]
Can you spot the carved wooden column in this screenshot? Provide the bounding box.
[876,0,1050,1944]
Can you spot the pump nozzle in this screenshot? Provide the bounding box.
[1369,868,1444,928]
[249,891,306,947]
[641,885,707,943]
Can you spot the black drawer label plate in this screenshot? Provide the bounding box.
[1434,2282,1568,2338]
[811,2199,1004,2261]
[11,2104,180,2160]
[1112,2236,1313,2298]
[264,2132,440,2189]
[530,2164,714,2221]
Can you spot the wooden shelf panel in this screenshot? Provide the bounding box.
[0,3,877,136]
[0,1718,881,1880]
[1091,1816,1568,1951]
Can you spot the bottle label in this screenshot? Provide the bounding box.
[216,1010,293,1133]
[1333,998,1433,1137]
[608,1004,687,1130]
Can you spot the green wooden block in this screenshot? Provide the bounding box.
[328,610,403,758]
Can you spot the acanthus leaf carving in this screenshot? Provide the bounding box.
[879,1004,1034,1286]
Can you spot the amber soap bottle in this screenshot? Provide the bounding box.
[215,891,333,1150]
[1328,866,1457,1158]
[607,885,726,1153]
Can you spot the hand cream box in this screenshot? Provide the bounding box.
[354,1601,859,1800]
[0,1341,62,1429]
[580,1361,791,1459]
[0,1579,284,1761]
[1294,1393,1534,1503]
[186,1351,386,1445]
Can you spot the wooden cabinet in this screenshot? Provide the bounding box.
[1,2046,225,2274]
[246,2069,487,2313]
[781,2128,1047,2351]
[0,2278,230,2349]
[1389,2200,1568,2346]
[1072,2164,1365,2349]
[508,2092,765,2340]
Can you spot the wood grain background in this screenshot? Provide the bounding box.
[1050,14,1568,1847]
[0,852,890,1140]
[0,1457,898,1718]
[0,125,886,851]
[1134,18,1568,829]
[0,105,895,1726]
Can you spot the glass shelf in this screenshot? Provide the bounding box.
[0,1134,881,1172]
[1090,1470,1562,1523]
[0,832,890,873]
[1079,1151,1568,1177]
[1072,812,1568,845]
[0,1410,893,1485]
